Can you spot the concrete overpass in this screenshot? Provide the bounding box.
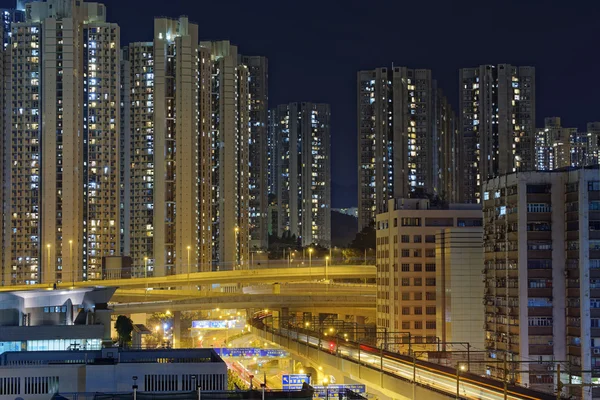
[0,265,375,292]
[111,292,375,314]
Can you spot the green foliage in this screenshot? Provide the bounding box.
[227,369,248,390]
[115,315,134,345]
[349,221,375,251]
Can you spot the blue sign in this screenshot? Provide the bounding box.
[282,374,310,386]
[192,320,239,329]
[282,382,367,397]
[215,348,288,358]
[313,385,366,397]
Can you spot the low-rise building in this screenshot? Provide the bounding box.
[0,348,227,399]
[0,287,115,354]
[375,198,482,352]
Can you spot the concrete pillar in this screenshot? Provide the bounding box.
[173,311,181,348]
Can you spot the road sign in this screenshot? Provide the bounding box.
[313,384,366,396]
[282,374,310,390]
[282,374,310,385]
[216,348,288,358]
[282,383,366,396]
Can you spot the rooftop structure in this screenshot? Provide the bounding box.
[0,287,115,354]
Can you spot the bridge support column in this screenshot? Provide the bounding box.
[281,307,289,321]
[172,311,181,348]
[353,315,365,341]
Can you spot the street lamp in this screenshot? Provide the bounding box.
[144,257,148,278]
[46,244,51,279]
[325,256,329,281]
[322,377,329,400]
[132,376,139,400]
[308,247,313,281]
[187,245,191,278]
[456,362,466,399]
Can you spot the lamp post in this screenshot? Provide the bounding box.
[132,376,138,400]
[308,247,313,281]
[325,256,329,281]
[456,362,466,399]
[46,244,51,282]
[234,226,239,270]
[69,239,74,284]
[322,377,329,400]
[144,257,148,278]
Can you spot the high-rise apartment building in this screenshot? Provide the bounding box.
[239,55,268,250]
[120,17,212,277]
[375,198,482,350]
[482,167,600,399]
[535,117,586,170]
[200,41,250,270]
[587,122,600,165]
[357,67,458,231]
[269,102,331,247]
[3,0,120,285]
[459,64,536,203]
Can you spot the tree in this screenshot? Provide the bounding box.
[349,221,375,251]
[115,315,134,346]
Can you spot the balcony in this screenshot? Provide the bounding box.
[527,307,552,317]
[527,212,551,222]
[567,326,581,337]
[567,308,581,318]
[527,231,552,241]
[528,326,552,335]
[527,269,552,279]
[529,345,553,355]
[528,288,552,297]
[568,346,582,357]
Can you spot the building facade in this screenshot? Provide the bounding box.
[0,348,227,399]
[239,55,268,251]
[201,41,250,270]
[375,198,482,351]
[587,121,600,166]
[0,287,115,355]
[459,64,536,203]
[269,102,331,247]
[435,228,485,354]
[357,67,458,231]
[482,167,600,399]
[4,0,120,285]
[120,17,212,277]
[535,117,586,171]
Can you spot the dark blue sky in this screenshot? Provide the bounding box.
[104,0,600,208]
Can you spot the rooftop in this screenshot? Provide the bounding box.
[0,348,224,366]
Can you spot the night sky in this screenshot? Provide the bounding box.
[103,0,600,208]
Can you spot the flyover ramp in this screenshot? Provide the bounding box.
[111,292,375,314]
[0,265,375,292]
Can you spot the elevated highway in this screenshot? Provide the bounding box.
[0,265,375,292]
[111,292,375,314]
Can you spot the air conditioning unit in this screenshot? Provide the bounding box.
[507,308,513,314]
[547,366,554,372]
[548,341,553,346]
[593,348,600,355]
